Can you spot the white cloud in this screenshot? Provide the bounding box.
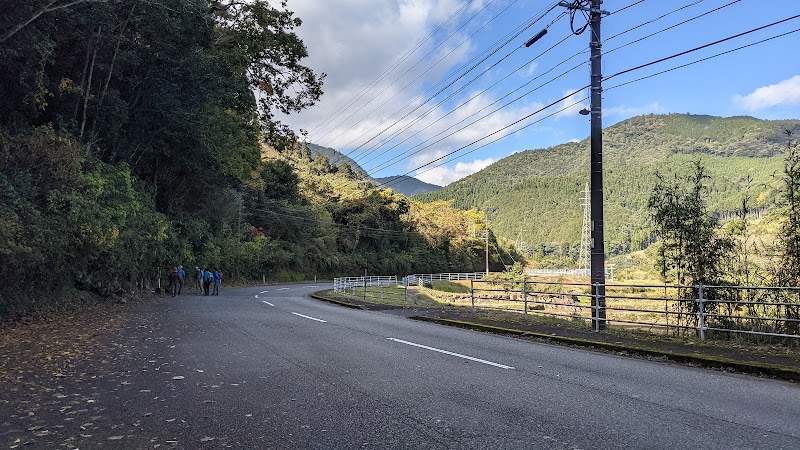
[604,102,664,118]
[734,75,800,111]
[414,157,496,186]
[524,61,539,77]
[554,88,590,119]
[279,0,538,171]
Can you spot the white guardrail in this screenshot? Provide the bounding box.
[332,273,800,342]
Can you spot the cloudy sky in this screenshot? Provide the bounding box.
[279,0,800,186]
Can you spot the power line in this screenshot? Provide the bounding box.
[383,18,800,190]
[367,52,587,174]
[604,13,800,83]
[605,0,706,42]
[402,96,589,185]
[376,89,589,189]
[315,0,508,148]
[306,1,471,141]
[353,32,571,169]
[609,0,649,16]
[605,0,740,57]
[356,31,576,171]
[337,2,563,158]
[606,27,800,91]
[352,11,575,169]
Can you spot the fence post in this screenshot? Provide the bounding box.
[698,284,706,341]
[471,279,475,313]
[593,282,600,332]
[523,279,528,318]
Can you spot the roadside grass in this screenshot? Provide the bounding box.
[327,286,446,308]
[430,280,471,293]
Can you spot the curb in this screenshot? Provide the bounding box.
[410,316,800,382]
[309,293,364,310]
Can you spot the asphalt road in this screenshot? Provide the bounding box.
[4,283,800,449]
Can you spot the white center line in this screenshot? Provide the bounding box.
[386,338,514,370]
[291,312,327,323]
[260,290,269,294]
[262,300,275,307]
[277,288,290,291]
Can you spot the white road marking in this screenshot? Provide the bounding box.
[255,294,259,299]
[291,312,327,323]
[260,290,269,294]
[262,301,275,307]
[277,288,290,291]
[304,285,319,288]
[386,338,514,370]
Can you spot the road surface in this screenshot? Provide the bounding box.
[3,283,800,449]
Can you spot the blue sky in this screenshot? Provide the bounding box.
[280,0,800,185]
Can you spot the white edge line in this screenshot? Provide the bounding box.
[291,312,327,323]
[277,288,290,291]
[387,338,514,370]
[260,290,269,294]
[262,300,275,307]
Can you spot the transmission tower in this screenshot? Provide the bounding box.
[578,183,591,272]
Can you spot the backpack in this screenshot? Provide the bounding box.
[204,271,213,282]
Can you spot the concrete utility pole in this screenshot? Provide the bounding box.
[536,0,607,329]
[588,0,607,330]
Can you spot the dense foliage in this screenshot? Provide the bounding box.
[0,0,505,319]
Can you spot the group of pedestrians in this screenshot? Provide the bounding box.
[194,266,223,296]
[167,265,223,297]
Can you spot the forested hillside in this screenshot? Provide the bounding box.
[0,1,510,320]
[416,114,800,262]
[375,175,441,197]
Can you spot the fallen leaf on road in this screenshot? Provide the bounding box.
[108,435,124,440]
[200,437,214,442]
[172,376,184,380]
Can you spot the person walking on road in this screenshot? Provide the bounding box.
[203,268,213,296]
[168,267,180,298]
[177,265,185,295]
[212,268,221,295]
[195,266,202,293]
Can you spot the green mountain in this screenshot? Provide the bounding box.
[375,175,441,196]
[306,143,374,181]
[415,114,800,260]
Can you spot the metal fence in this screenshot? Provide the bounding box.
[403,272,485,286]
[330,274,800,341]
[469,280,800,341]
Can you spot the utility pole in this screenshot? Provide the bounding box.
[546,0,607,329]
[588,0,607,330]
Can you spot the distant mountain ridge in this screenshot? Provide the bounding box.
[415,113,800,259]
[305,143,440,197]
[305,143,374,182]
[375,175,441,196]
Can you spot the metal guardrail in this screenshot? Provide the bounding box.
[403,272,485,286]
[331,274,800,341]
[469,280,800,340]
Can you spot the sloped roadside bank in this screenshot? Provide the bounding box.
[310,291,800,382]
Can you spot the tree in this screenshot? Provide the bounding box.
[776,131,800,286]
[648,160,733,330]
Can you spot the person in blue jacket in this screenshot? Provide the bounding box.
[212,268,222,295]
[177,265,185,295]
[202,268,213,296]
